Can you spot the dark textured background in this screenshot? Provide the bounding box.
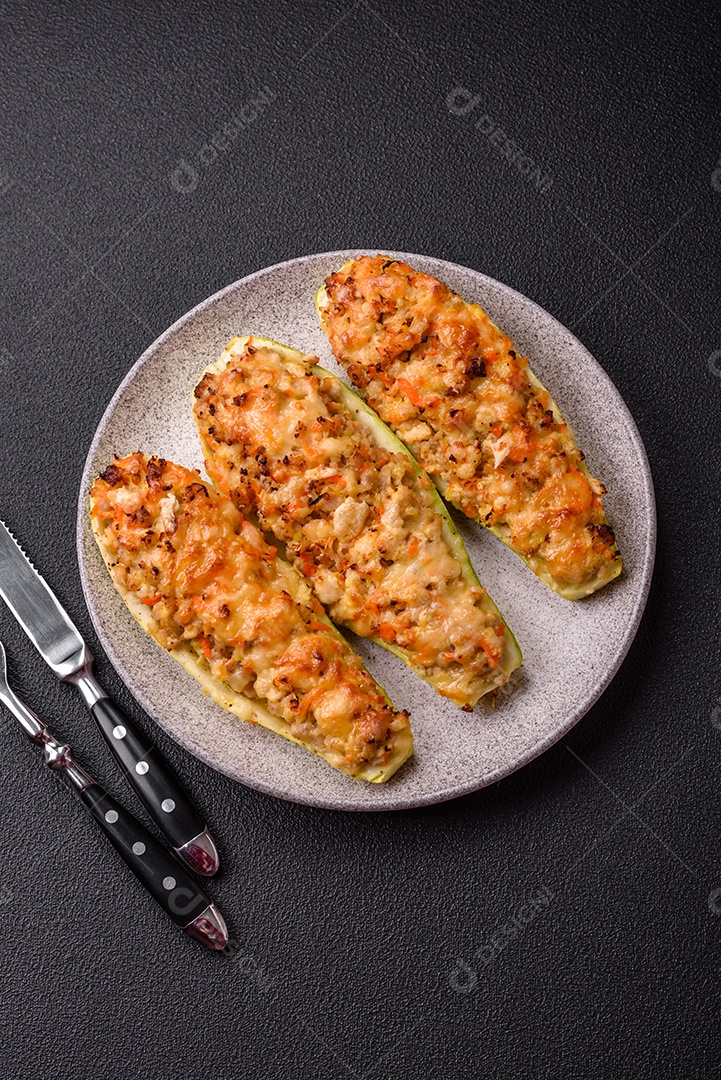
[1,1,720,1077]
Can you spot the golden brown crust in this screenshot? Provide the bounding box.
[318,255,622,598]
[89,453,412,780]
[193,339,515,707]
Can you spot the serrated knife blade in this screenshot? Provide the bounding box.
[0,517,220,876]
[0,519,88,678]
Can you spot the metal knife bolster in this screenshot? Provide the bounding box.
[63,651,108,708]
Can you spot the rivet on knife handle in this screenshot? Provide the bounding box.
[87,690,220,877]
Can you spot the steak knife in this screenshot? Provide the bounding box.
[0,519,219,876]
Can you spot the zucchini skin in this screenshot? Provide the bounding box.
[316,259,622,601]
[193,336,521,706]
[90,454,412,783]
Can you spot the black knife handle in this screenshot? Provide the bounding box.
[80,784,211,927]
[91,697,209,857]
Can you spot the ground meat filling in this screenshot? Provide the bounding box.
[194,342,511,706]
[90,454,408,772]
[319,255,621,593]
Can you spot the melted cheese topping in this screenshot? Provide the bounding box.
[193,341,514,707]
[89,454,410,776]
[318,255,622,597]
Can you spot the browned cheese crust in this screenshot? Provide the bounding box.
[193,340,514,707]
[318,255,622,598]
[90,453,411,777]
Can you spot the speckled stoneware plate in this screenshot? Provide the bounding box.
[77,250,655,812]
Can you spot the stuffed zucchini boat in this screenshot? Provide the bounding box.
[316,255,622,600]
[192,336,521,709]
[89,453,412,782]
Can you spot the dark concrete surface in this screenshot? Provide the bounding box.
[1,1,719,1076]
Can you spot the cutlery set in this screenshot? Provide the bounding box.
[0,519,229,951]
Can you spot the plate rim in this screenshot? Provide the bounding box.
[76,248,657,812]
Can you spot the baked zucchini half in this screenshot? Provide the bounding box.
[193,336,521,709]
[89,453,412,782]
[316,255,622,600]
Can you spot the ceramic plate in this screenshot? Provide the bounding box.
[77,250,655,811]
